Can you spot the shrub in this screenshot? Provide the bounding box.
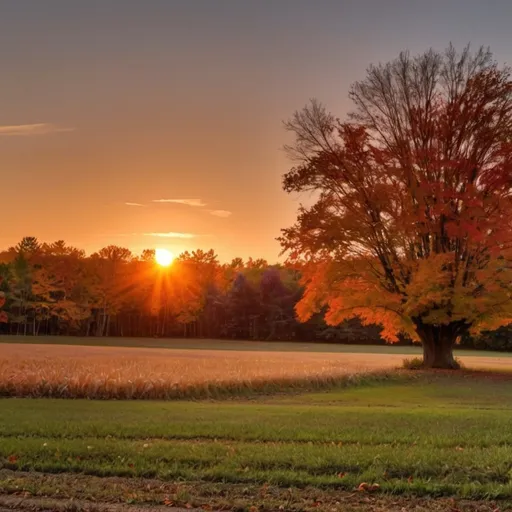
[402,356,465,370]
[402,357,424,370]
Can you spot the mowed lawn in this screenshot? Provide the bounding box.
[1,373,512,510]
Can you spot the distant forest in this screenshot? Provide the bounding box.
[0,237,510,351]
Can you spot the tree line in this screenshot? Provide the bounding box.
[0,236,508,350]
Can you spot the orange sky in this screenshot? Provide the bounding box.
[2,1,512,262]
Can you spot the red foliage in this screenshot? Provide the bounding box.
[281,45,512,365]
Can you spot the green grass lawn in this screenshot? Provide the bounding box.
[1,334,511,357]
[1,372,512,510]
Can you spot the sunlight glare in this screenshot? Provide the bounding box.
[155,248,174,267]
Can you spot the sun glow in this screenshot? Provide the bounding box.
[155,248,174,267]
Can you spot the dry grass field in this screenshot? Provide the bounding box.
[1,342,511,399]
[0,343,399,399]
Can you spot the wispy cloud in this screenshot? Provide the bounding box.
[144,232,197,239]
[125,202,145,207]
[209,209,232,218]
[152,199,206,207]
[0,123,74,136]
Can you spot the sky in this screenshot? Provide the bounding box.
[2,0,512,262]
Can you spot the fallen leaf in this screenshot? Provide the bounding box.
[449,498,461,512]
[357,482,369,492]
[337,472,346,479]
[7,455,18,464]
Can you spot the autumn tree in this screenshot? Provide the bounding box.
[90,246,133,336]
[0,275,8,325]
[14,236,40,257]
[172,249,223,336]
[281,44,512,368]
[9,253,33,334]
[260,267,296,340]
[140,249,156,262]
[34,241,89,334]
[226,272,262,339]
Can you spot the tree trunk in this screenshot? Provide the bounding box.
[421,334,458,369]
[415,322,462,369]
[105,314,111,336]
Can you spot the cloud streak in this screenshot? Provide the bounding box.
[144,232,197,239]
[152,199,206,207]
[125,202,145,207]
[209,209,232,218]
[0,123,74,136]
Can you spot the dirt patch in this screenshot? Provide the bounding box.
[0,495,197,511]
[0,470,510,511]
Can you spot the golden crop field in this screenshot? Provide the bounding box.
[0,343,510,400]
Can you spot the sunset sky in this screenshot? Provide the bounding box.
[2,0,512,261]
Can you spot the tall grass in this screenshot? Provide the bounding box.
[1,342,508,400]
[0,344,400,399]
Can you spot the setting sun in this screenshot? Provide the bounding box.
[155,248,174,267]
